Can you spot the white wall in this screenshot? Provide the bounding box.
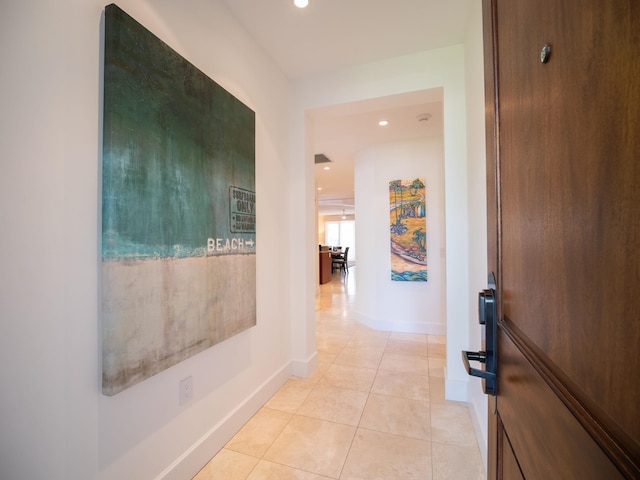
[464,0,490,467]
[0,1,297,479]
[354,138,446,334]
[0,1,487,477]
[294,45,472,403]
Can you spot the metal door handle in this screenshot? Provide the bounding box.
[461,273,497,395]
[462,350,496,381]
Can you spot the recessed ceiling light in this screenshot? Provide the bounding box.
[294,0,309,8]
[323,166,330,170]
[317,187,322,190]
[378,120,389,126]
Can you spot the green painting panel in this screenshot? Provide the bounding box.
[103,4,255,259]
[101,4,256,395]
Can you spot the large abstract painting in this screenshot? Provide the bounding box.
[389,178,427,282]
[102,4,256,395]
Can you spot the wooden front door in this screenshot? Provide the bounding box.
[481,0,639,478]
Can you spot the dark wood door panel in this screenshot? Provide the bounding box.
[496,0,640,458]
[500,422,524,480]
[497,326,624,479]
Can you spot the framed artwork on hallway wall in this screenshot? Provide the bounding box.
[389,178,427,281]
[101,4,256,396]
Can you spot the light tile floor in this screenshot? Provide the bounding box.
[194,267,486,479]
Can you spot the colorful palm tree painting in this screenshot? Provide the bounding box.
[389,178,427,281]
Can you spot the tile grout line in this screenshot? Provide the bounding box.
[336,326,391,480]
[203,273,467,479]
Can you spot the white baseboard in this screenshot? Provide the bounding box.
[447,374,488,474]
[468,395,488,472]
[444,375,469,402]
[467,381,489,472]
[355,311,446,335]
[292,350,319,378]
[154,362,292,480]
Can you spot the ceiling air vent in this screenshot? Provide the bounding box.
[314,154,331,164]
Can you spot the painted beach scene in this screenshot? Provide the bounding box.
[389,178,427,282]
[101,5,256,395]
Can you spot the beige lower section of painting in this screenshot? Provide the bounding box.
[102,254,256,396]
[390,254,426,274]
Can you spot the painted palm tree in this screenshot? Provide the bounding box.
[389,180,403,222]
[389,180,408,234]
[412,227,426,253]
[410,178,425,196]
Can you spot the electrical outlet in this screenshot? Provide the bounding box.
[179,376,193,406]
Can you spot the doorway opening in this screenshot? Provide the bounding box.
[323,219,356,263]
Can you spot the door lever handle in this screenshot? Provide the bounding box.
[462,350,495,382]
[464,350,486,363]
[461,280,497,395]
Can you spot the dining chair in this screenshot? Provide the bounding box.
[332,246,349,273]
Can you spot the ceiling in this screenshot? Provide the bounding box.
[311,90,444,215]
[221,0,473,216]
